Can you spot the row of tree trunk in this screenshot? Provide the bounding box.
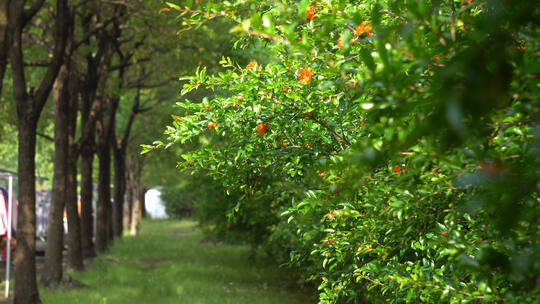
[1,1,152,303]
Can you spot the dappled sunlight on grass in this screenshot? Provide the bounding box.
[40,219,314,304]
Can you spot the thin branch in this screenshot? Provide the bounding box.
[37,132,53,142]
[22,0,46,27]
[171,7,289,45]
[172,9,219,35]
[32,0,68,112]
[23,60,49,67]
[246,30,290,45]
[22,33,53,54]
[310,115,350,149]
[72,17,116,51]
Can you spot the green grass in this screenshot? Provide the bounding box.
[40,220,315,304]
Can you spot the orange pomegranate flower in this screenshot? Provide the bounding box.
[246,60,259,71]
[355,21,372,37]
[257,123,270,136]
[208,121,217,129]
[298,69,312,85]
[306,4,316,20]
[393,165,406,173]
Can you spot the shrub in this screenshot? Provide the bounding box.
[148,0,539,302]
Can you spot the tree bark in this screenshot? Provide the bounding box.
[95,139,111,253]
[113,146,125,237]
[15,113,41,303]
[77,1,117,257]
[66,71,83,270]
[79,63,98,258]
[130,157,144,236]
[79,30,113,256]
[130,183,141,236]
[107,98,120,243]
[66,143,83,270]
[42,63,69,287]
[9,0,67,301]
[95,92,118,252]
[122,168,132,231]
[0,0,10,96]
[79,143,95,257]
[141,187,147,219]
[113,87,140,237]
[108,183,113,241]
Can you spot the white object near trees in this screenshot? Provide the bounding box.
[0,171,15,299]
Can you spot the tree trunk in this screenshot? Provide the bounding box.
[95,141,111,253]
[66,71,83,270]
[113,147,125,237]
[87,36,115,252]
[79,33,111,258]
[79,84,96,258]
[66,143,83,269]
[108,189,113,241]
[130,157,144,236]
[141,187,147,219]
[79,144,95,257]
[0,0,10,96]
[113,86,141,237]
[122,169,132,231]
[9,0,68,300]
[42,63,69,287]
[96,91,119,250]
[15,114,41,303]
[130,183,141,236]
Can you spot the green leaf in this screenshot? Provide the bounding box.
[360,48,376,72]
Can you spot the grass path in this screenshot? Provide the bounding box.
[41,220,314,304]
